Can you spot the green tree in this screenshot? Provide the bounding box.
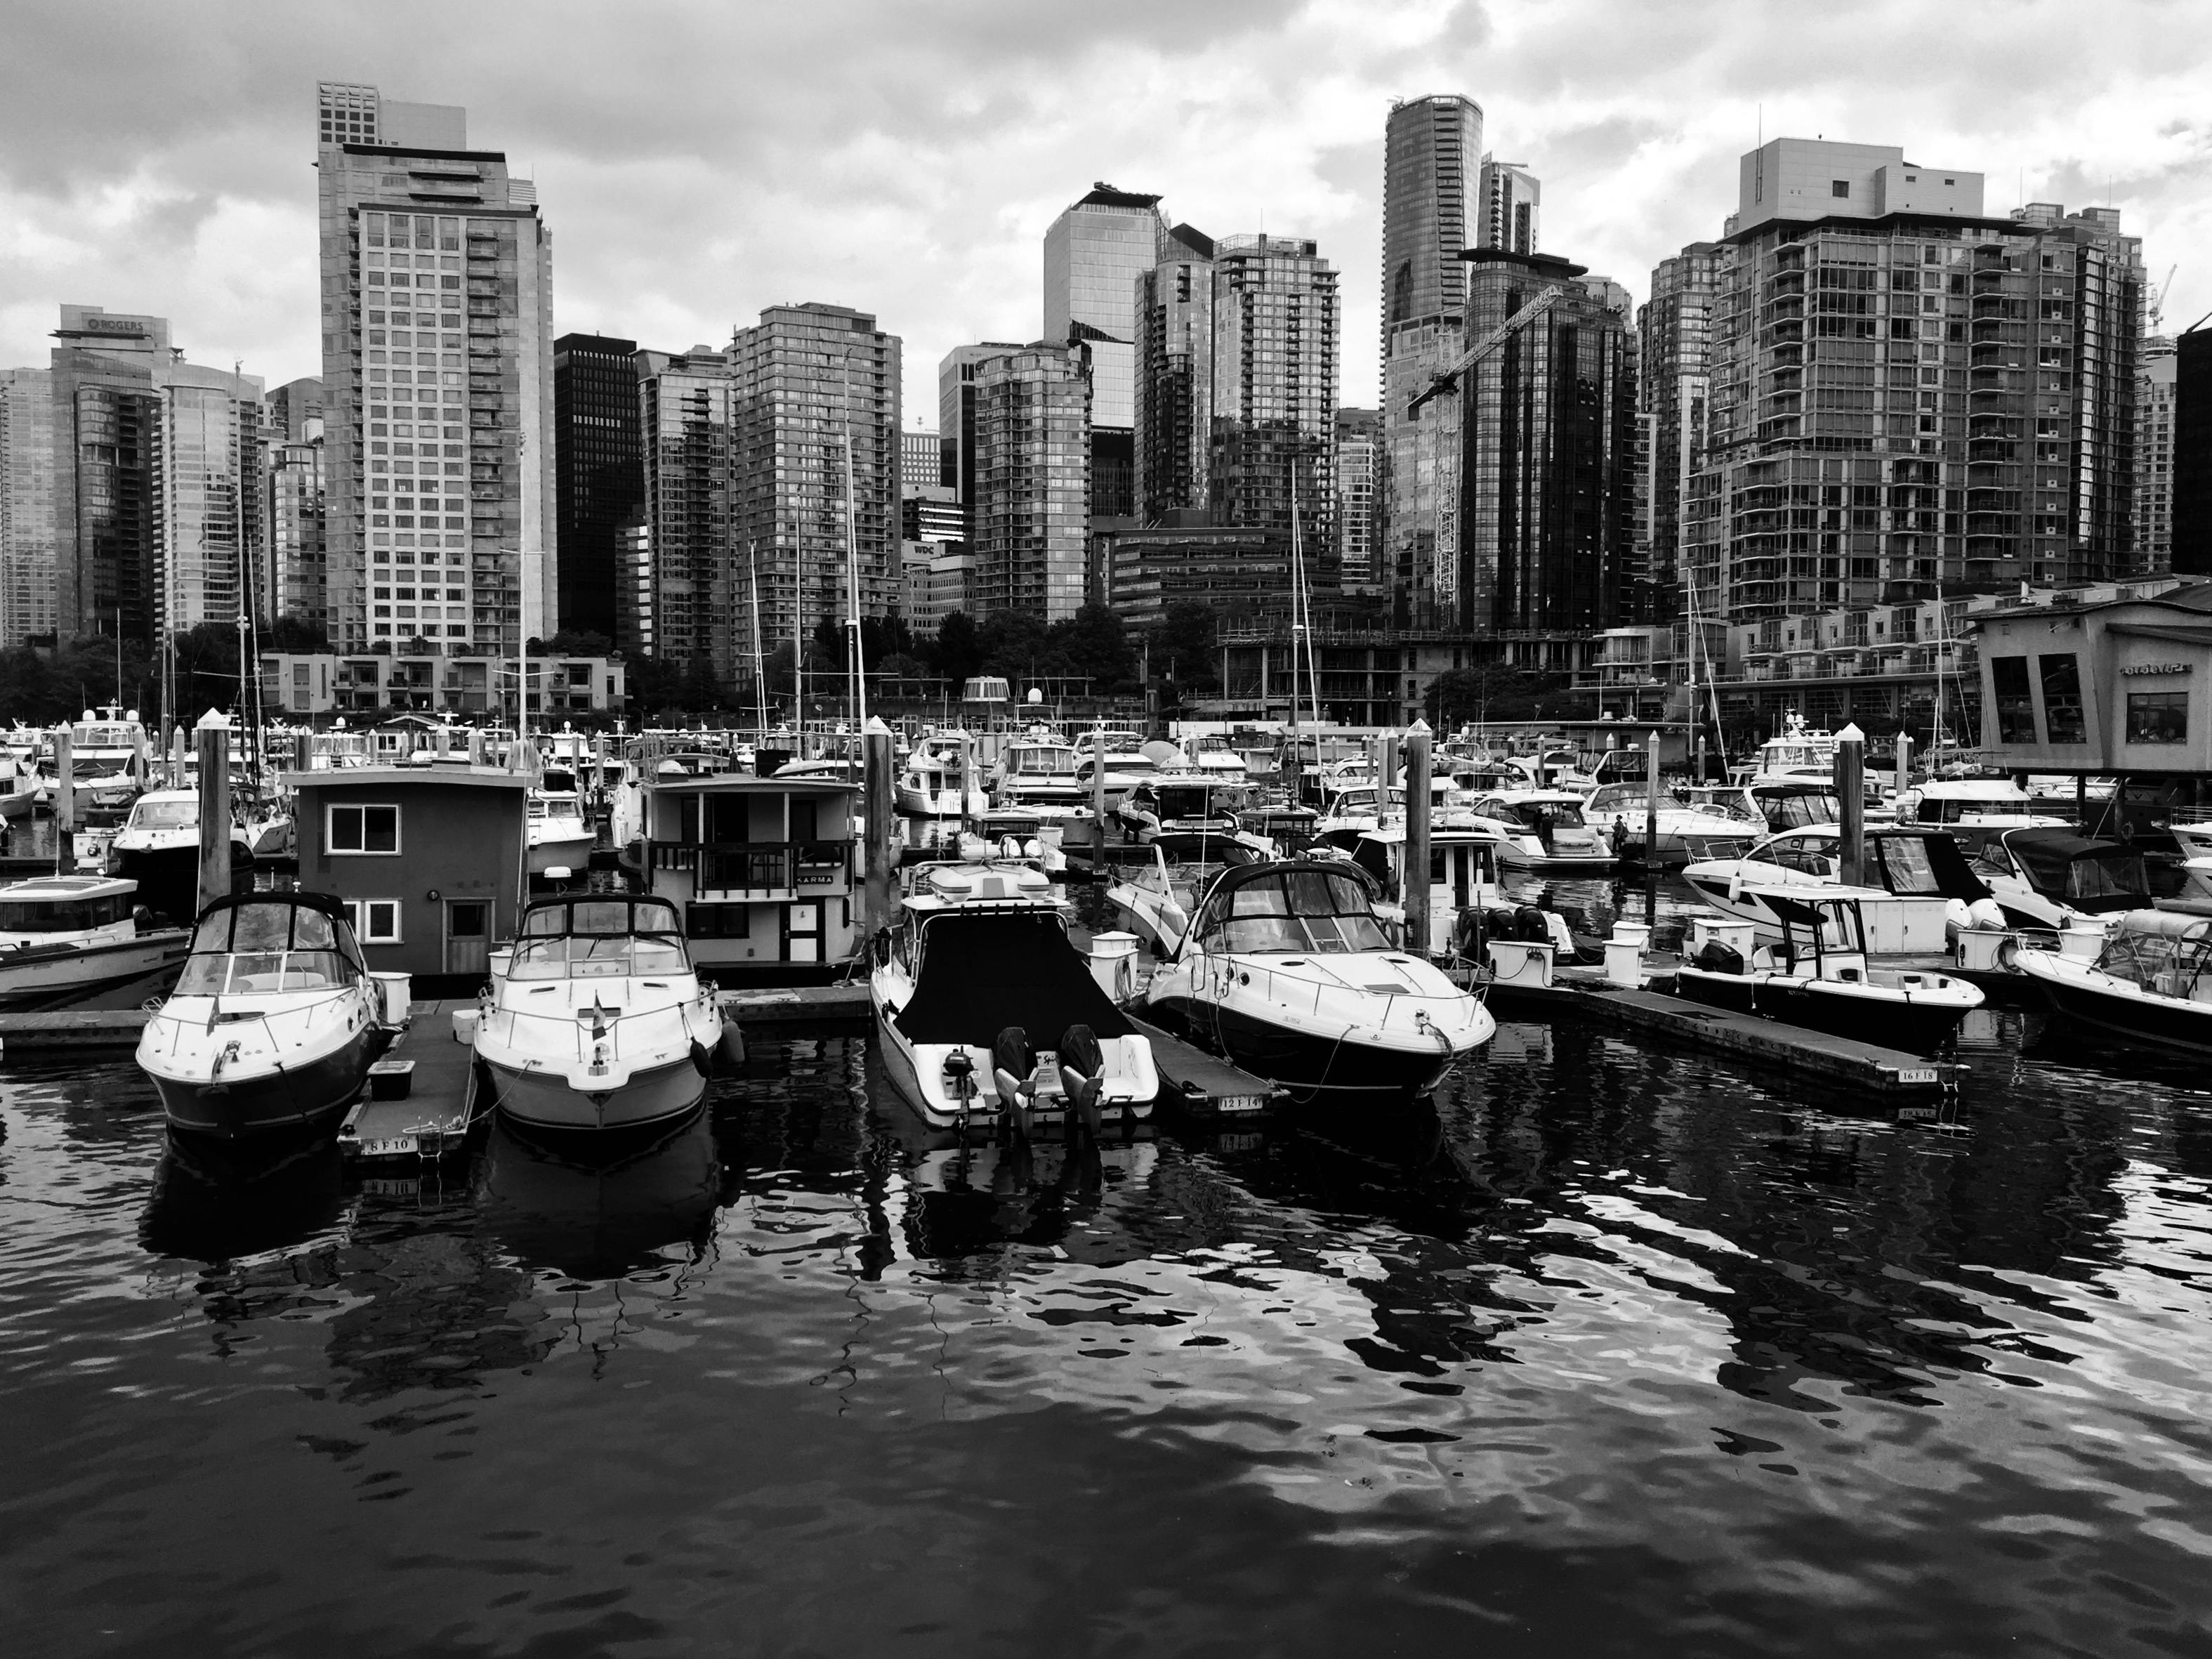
[1053,602,1136,691]
[1148,602,1219,691]
[929,611,983,686]
[1423,663,1571,728]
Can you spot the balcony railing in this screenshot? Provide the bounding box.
[648,840,850,895]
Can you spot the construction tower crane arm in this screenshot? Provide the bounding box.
[1405,282,1574,417]
[2150,263,2178,332]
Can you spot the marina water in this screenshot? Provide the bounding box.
[2,881,2210,1653]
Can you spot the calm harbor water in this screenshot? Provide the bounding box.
[4,943,2212,1656]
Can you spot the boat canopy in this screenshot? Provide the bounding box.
[1999,830,2149,913]
[1867,830,1993,902]
[894,911,1132,1044]
[1189,861,1390,955]
[2094,910,2212,990]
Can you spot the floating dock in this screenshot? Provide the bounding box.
[1487,979,1967,1092]
[338,998,485,1162]
[1125,1015,1281,1119]
[717,984,871,1025]
[0,1009,151,1052]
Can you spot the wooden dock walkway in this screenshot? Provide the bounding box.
[718,983,871,1025]
[338,998,485,1162]
[0,1008,150,1051]
[1486,979,1966,1092]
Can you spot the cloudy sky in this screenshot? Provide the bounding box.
[3,0,2207,420]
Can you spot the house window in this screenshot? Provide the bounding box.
[2037,654,2086,745]
[1991,655,2037,744]
[1831,180,1850,199]
[687,904,751,939]
[350,899,404,943]
[328,803,401,853]
[2127,691,2188,745]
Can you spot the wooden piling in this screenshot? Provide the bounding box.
[1404,718,1431,958]
[53,726,74,876]
[195,712,230,915]
[862,717,895,938]
[1836,721,1866,889]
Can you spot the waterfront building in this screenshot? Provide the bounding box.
[634,344,738,685]
[899,424,964,547]
[1209,234,1341,580]
[315,81,555,657]
[970,343,1089,622]
[1638,241,1727,626]
[553,333,643,636]
[1100,511,1289,628]
[725,302,902,660]
[259,648,626,718]
[1044,185,1168,523]
[263,376,329,636]
[1437,251,1638,662]
[48,306,265,643]
[2171,328,2212,576]
[1477,157,1540,256]
[614,511,652,657]
[0,368,58,645]
[2134,335,2175,577]
[903,542,977,631]
[937,343,1025,519]
[1133,225,1216,523]
[1336,408,1381,592]
[1683,138,2144,626]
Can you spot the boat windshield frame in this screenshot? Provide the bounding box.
[176,897,365,995]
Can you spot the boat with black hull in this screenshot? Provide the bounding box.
[2013,910,2212,1056]
[136,892,400,1139]
[1142,859,1494,1102]
[0,874,190,1007]
[1673,891,1983,1054]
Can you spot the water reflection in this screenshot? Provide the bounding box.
[478,1114,725,1278]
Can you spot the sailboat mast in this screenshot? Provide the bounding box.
[1293,470,1322,726]
[748,542,769,749]
[843,395,867,737]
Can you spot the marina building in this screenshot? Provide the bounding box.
[314,81,556,658]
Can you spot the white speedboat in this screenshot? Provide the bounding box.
[474,895,728,1134]
[1142,859,1494,1102]
[2013,910,2212,1055]
[1114,778,1252,846]
[1894,778,2068,831]
[1583,782,1762,867]
[1673,890,1982,1054]
[895,732,990,818]
[1680,825,2006,947]
[1107,840,1268,957]
[871,857,1158,1133]
[1460,788,1612,870]
[0,874,190,1007]
[108,787,256,925]
[526,771,598,877]
[137,892,399,1139]
[992,737,1084,808]
[1965,827,2150,934]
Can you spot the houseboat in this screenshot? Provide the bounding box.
[624,773,862,984]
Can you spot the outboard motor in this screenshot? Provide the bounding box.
[1056,1023,1107,1140]
[992,1026,1038,1138]
[1694,940,1746,976]
[1513,905,1551,943]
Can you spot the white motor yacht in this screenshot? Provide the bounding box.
[0,874,190,1007]
[1143,859,1494,1102]
[1460,789,1612,870]
[2014,910,2212,1055]
[527,780,597,877]
[871,855,1157,1133]
[1583,782,1763,867]
[474,895,729,1134]
[109,787,255,925]
[137,892,400,1139]
[1680,824,2004,950]
[1107,839,1268,957]
[896,732,990,818]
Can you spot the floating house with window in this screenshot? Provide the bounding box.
[624,775,860,983]
[1970,582,2212,775]
[285,765,529,981]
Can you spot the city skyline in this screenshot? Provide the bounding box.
[0,2,2205,428]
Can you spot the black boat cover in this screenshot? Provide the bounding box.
[895,912,1134,1045]
[1868,830,1993,903]
[2001,829,2148,914]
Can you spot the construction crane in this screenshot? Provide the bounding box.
[1405,282,1574,417]
[2150,263,2178,332]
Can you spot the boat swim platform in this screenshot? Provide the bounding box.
[1485,979,1968,1094]
[339,998,485,1162]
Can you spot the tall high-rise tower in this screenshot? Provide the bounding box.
[1477,157,1541,256]
[1044,184,1168,520]
[0,367,58,646]
[1381,93,1483,624]
[315,81,555,657]
[553,333,642,636]
[1209,234,1341,577]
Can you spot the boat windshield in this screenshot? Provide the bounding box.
[176,900,361,994]
[1204,869,1390,955]
[522,898,681,937]
[2095,914,2212,992]
[1009,748,1076,775]
[508,934,690,980]
[1760,791,1840,830]
[131,799,197,829]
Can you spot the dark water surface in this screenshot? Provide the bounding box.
[5,974,2212,1653]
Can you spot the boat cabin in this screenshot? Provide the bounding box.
[0,874,147,945]
[501,895,690,983]
[1184,861,1393,957]
[2091,911,2212,1002]
[633,774,860,978]
[173,892,367,997]
[287,765,529,981]
[1973,827,2149,915]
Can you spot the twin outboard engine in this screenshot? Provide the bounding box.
[1694,940,1746,976]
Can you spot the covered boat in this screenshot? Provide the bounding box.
[1673,891,1983,1054]
[2014,910,2212,1054]
[1969,827,2150,933]
[871,863,1157,1132]
[108,787,256,924]
[1681,824,2001,948]
[137,892,399,1139]
[473,895,728,1134]
[1143,860,1494,1102]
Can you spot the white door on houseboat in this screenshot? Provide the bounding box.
[784,902,821,963]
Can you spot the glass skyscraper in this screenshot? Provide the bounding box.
[553,333,643,636]
[970,345,1090,622]
[0,367,58,646]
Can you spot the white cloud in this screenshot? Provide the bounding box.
[0,0,2206,414]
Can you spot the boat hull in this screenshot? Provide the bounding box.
[2017,955,2212,1056]
[1147,992,1467,1101]
[0,931,191,1009]
[152,1021,382,1140]
[482,1051,707,1134]
[526,832,597,877]
[1674,966,1975,1053]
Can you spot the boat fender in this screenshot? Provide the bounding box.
[717,1018,746,1068]
[690,1038,714,1078]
